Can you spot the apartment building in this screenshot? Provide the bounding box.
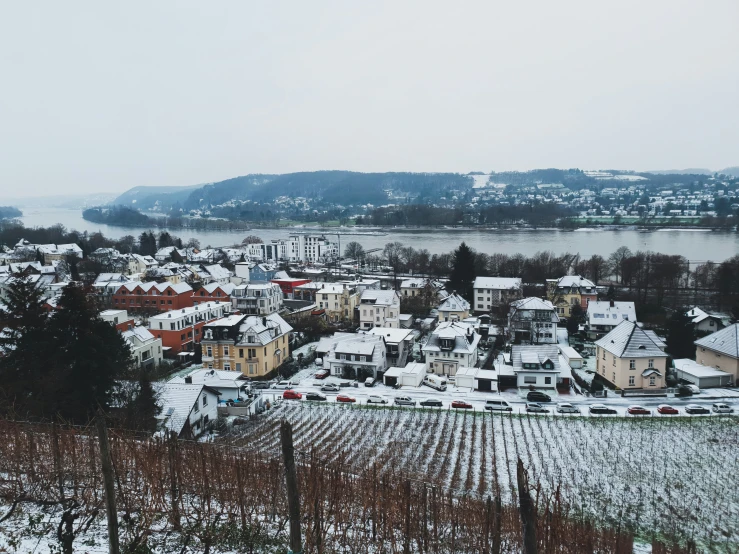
[508,297,560,344]
[422,321,480,377]
[122,326,163,368]
[359,290,401,329]
[148,301,232,354]
[546,275,598,318]
[112,281,194,313]
[367,327,415,368]
[295,282,358,323]
[323,334,387,379]
[200,313,293,377]
[231,282,283,315]
[472,277,523,313]
[586,300,636,340]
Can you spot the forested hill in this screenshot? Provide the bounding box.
[112,171,473,211]
[0,206,22,219]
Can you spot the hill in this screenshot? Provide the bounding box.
[718,166,739,177]
[112,183,205,210]
[646,168,713,175]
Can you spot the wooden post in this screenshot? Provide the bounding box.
[96,413,120,554]
[280,419,302,554]
[517,458,537,554]
[492,494,502,554]
[167,431,181,530]
[52,422,64,502]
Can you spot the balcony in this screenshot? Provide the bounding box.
[202,355,214,362]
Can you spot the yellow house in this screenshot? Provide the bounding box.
[594,320,667,390]
[201,313,293,377]
[546,276,598,318]
[694,323,739,384]
[437,293,470,323]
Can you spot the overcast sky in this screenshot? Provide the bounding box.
[1,1,738,198]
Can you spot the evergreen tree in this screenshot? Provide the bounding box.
[606,285,616,301]
[566,304,584,337]
[139,231,157,257]
[134,373,161,433]
[665,308,695,360]
[0,277,50,418]
[46,283,132,422]
[447,242,476,302]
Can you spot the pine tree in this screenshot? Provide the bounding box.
[448,242,477,302]
[134,372,161,433]
[46,283,132,422]
[665,308,695,360]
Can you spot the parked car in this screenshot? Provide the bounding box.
[685,384,701,394]
[484,399,512,412]
[305,392,326,401]
[367,395,387,404]
[271,380,294,390]
[283,390,302,400]
[364,377,376,387]
[250,381,271,390]
[556,403,580,414]
[321,383,340,392]
[527,391,552,403]
[394,396,416,407]
[657,404,679,415]
[336,394,356,403]
[451,400,473,410]
[526,402,549,413]
[420,398,443,407]
[314,369,329,379]
[712,403,733,414]
[685,404,710,415]
[627,405,651,415]
[589,404,617,415]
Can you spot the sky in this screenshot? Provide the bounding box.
[1,0,738,198]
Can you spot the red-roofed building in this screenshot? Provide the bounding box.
[271,278,311,299]
[112,281,194,313]
[192,282,235,305]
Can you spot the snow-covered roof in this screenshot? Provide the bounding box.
[587,301,636,326]
[200,282,236,295]
[473,277,522,290]
[237,313,293,345]
[595,320,668,358]
[438,293,470,312]
[686,307,723,325]
[512,345,561,374]
[122,326,157,345]
[360,289,399,306]
[673,358,733,378]
[694,323,739,358]
[168,368,246,391]
[550,275,596,291]
[203,264,232,281]
[423,322,480,354]
[154,383,220,436]
[367,327,414,344]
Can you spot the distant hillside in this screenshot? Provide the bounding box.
[718,166,739,177]
[113,184,205,210]
[646,168,712,175]
[0,206,22,219]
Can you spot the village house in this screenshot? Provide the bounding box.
[148,301,232,354]
[122,326,163,368]
[100,309,135,332]
[422,321,480,377]
[295,282,358,323]
[586,300,637,340]
[230,282,283,315]
[168,369,249,401]
[472,277,523,314]
[508,297,559,344]
[200,312,292,377]
[359,289,401,329]
[193,282,235,305]
[511,345,562,395]
[155,382,220,439]
[686,307,726,334]
[595,320,668,390]
[399,278,444,299]
[367,327,416,368]
[437,293,470,323]
[323,333,387,379]
[694,323,739,385]
[546,275,598,318]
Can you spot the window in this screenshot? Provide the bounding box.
[236,363,241,372]
[649,376,656,386]
[239,348,243,358]
[544,377,551,385]
[194,402,199,413]
[224,363,231,371]
[248,364,254,374]
[612,355,616,366]
[602,350,606,360]
[629,360,635,370]
[629,376,635,386]
[203,415,209,425]
[206,347,212,357]
[612,372,616,382]
[523,376,536,384]
[224,346,229,357]
[202,395,208,406]
[648,359,654,368]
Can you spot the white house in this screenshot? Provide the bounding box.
[122,326,163,369]
[359,289,401,329]
[437,293,470,323]
[231,282,283,315]
[382,362,426,388]
[154,383,220,439]
[686,307,726,333]
[168,369,249,401]
[323,334,387,378]
[422,321,480,377]
[508,297,560,344]
[587,300,637,339]
[367,327,416,368]
[472,277,523,313]
[511,345,562,394]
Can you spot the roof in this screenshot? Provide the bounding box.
[686,307,724,325]
[438,293,470,313]
[168,368,246,390]
[673,358,734,378]
[595,320,668,358]
[236,313,293,345]
[423,322,480,354]
[200,282,236,295]
[334,337,379,356]
[385,362,426,377]
[473,277,522,290]
[367,327,414,344]
[511,297,556,311]
[551,275,596,290]
[122,326,157,345]
[203,264,232,281]
[587,301,636,326]
[207,314,246,327]
[400,278,444,289]
[360,289,399,306]
[512,345,561,373]
[643,330,666,349]
[154,383,220,436]
[558,345,583,360]
[694,323,739,358]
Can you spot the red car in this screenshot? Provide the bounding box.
[657,404,679,415]
[336,394,356,403]
[283,390,303,400]
[627,405,650,415]
[314,369,329,379]
[451,400,473,410]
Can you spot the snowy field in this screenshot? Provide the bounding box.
[230,402,739,549]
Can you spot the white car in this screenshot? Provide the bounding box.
[712,403,733,414]
[270,380,294,390]
[556,403,581,414]
[366,395,387,404]
[686,384,701,394]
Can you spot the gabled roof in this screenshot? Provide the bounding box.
[551,275,596,291]
[237,313,293,345]
[438,293,470,312]
[695,323,739,358]
[512,345,561,373]
[367,327,414,344]
[122,326,157,346]
[595,320,668,358]
[587,301,636,326]
[154,383,220,436]
[511,297,557,311]
[423,322,480,355]
[200,282,236,295]
[473,276,522,290]
[360,289,399,305]
[686,306,723,325]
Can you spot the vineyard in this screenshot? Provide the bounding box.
[228,403,739,550]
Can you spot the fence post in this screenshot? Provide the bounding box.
[167,431,181,530]
[403,479,411,554]
[280,419,302,554]
[52,422,64,502]
[492,494,502,554]
[95,413,120,554]
[517,458,537,554]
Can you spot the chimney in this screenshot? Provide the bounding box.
[262,317,267,327]
[610,299,614,308]
[184,376,192,384]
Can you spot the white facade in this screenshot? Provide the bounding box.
[359,290,401,329]
[323,334,387,378]
[473,277,523,313]
[422,321,481,377]
[231,282,283,315]
[149,302,232,333]
[122,326,164,368]
[287,234,339,263]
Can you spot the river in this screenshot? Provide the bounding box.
[16,207,739,263]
